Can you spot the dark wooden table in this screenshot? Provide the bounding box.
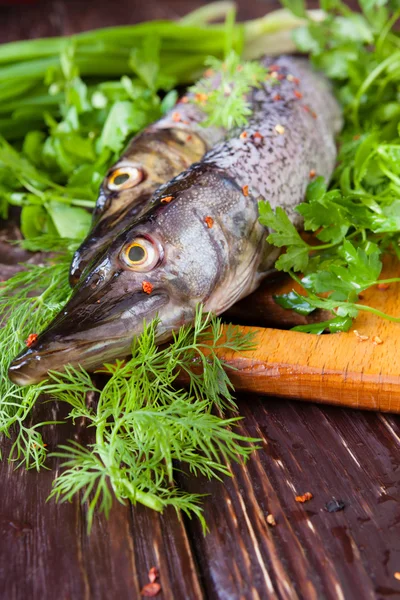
[1,2,400,599]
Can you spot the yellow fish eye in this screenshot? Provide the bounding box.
[121,237,161,272]
[107,166,144,191]
[126,242,147,265]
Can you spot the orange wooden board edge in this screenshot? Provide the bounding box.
[218,257,400,413]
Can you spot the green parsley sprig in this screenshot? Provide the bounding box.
[259,0,400,333]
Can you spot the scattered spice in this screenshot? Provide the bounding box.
[353,134,360,140]
[161,195,173,203]
[274,124,285,135]
[372,335,383,345]
[240,131,248,139]
[270,71,279,80]
[295,492,313,503]
[266,514,276,526]
[148,567,159,583]
[179,96,189,104]
[286,74,300,84]
[172,112,181,123]
[309,169,316,179]
[204,216,214,228]
[253,131,263,140]
[141,582,161,597]
[204,68,214,77]
[394,572,400,581]
[273,93,282,102]
[269,64,280,71]
[325,498,346,513]
[277,73,285,80]
[353,330,369,341]
[195,92,208,104]
[26,333,38,347]
[186,135,192,142]
[294,90,303,99]
[142,281,153,294]
[242,184,249,196]
[377,282,390,290]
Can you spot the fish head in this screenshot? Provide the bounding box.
[69,128,207,286]
[9,164,258,387]
[9,168,230,386]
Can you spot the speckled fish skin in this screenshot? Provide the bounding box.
[9,57,342,386]
[69,98,225,286]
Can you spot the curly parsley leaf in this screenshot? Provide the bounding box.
[259,0,400,333]
[273,290,315,315]
[292,315,353,334]
[259,201,310,272]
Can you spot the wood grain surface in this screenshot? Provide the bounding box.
[1,2,400,600]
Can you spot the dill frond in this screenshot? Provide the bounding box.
[190,50,269,129]
[0,257,259,531]
[45,310,258,532]
[0,245,72,467]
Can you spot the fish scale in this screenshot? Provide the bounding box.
[203,56,342,227]
[9,56,342,386]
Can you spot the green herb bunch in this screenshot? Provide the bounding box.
[0,246,73,469]
[0,39,178,242]
[0,258,257,529]
[260,0,400,333]
[46,310,257,531]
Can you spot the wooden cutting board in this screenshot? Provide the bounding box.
[219,255,400,412]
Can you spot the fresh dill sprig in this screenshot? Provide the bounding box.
[0,260,258,530]
[43,308,258,532]
[189,50,269,129]
[0,245,72,467]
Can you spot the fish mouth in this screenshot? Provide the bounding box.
[8,291,169,386]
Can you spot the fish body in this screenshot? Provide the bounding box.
[69,98,225,284]
[9,57,342,386]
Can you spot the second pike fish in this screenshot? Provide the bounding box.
[69,94,225,284]
[9,57,342,386]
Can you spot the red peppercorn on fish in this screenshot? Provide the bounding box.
[9,57,342,386]
[69,96,225,285]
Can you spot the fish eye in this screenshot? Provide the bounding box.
[107,165,144,191]
[120,237,160,272]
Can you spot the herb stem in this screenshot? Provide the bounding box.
[372,277,400,285]
[307,241,338,250]
[121,480,164,512]
[353,303,400,322]
[352,52,400,128]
